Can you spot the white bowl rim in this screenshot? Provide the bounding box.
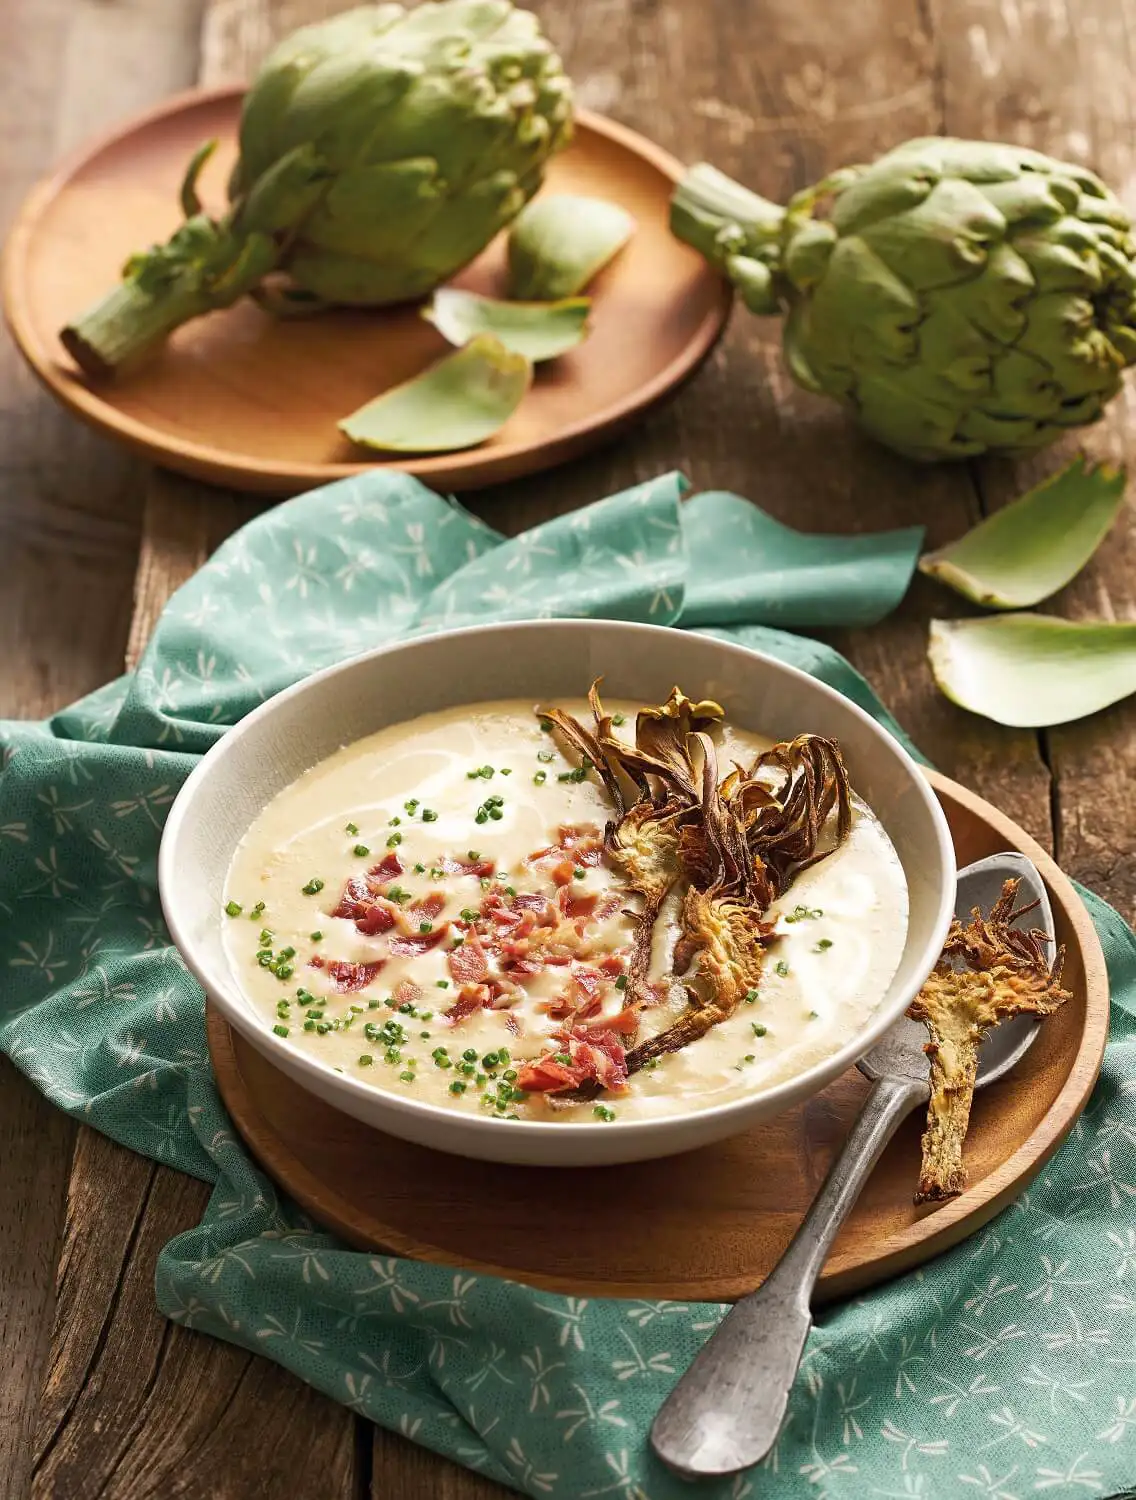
[159,618,957,1142]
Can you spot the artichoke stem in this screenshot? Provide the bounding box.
[670,164,787,311]
[61,275,219,379]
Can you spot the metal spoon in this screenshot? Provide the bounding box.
[650,852,1053,1481]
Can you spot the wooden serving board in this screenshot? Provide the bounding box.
[208,770,1109,1303]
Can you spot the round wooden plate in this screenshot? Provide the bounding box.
[207,771,1108,1302]
[2,86,731,496]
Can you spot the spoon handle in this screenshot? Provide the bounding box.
[650,1072,929,1480]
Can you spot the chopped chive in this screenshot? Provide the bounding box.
[251,901,265,918]
[389,815,401,827]
[353,843,370,857]
[404,799,419,814]
[500,767,512,776]
[785,904,823,923]
[449,1080,467,1095]
[752,1022,768,1037]
[345,822,359,835]
[744,987,759,1004]
[537,750,554,763]
[533,771,547,785]
[435,980,450,989]
[386,832,402,848]
[468,850,481,861]
[614,974,628,990]
[400,1071,416,1083]
[593,1104,616,1122]
[272,1024,289,1037]
[418,921,433,933]
[553,1052,572,1066]
[310,930,323,942]
[422,808,438,822]
[414,862,426,874]
[358,1054,373,1066]
[775,960,790,978]
[224,900,243,917]
[814,938,834,952]
[612,713,626,726]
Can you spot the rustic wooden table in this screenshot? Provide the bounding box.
[2,1,1134,1496]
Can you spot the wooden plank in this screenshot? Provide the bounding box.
[22,0,360,1493]
[32,1130,355,1500]
[0,5,207,1496]
[933,0,1136,922]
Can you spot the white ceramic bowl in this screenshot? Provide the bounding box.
[160,620,955,1167]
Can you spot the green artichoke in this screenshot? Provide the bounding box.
[62,1,573,377]
[671,139,1136,460]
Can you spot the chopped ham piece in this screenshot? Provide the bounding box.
[331,876,373,921]
[372,851,403,878]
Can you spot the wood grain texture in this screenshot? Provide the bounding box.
[0,5,205,1496]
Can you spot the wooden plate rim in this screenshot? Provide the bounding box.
[206,770,1110,1300]
[1,85,733,496]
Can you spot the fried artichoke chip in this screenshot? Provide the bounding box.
[539,682,853,1094]
[907,878,1071,1204]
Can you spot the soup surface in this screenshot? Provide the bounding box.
[223,698,909,1123]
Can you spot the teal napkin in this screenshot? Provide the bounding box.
[2,471,1134,1500]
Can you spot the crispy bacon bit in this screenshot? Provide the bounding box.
[355,902,397,936]
[517,1027,629,1094]
[449,934,489,986]
[561,889,598,921]
[310,958,385,993]
[512,892,550,913]
[550,860,576,887]
[515,1056,581,1092]
[372,851,403,878]
[331,876,373,920]
[388,925,450,957]
[599,954,625,978]
[446,985,491,1023]
[392,978,421,1009]
[441,854,495,879]
[411,892,446,921]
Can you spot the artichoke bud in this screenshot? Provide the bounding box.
[672,136,1136,459]
[60,1,573,375]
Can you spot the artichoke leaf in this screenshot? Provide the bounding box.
[339,334,531,454]
[928,613,1136,727]
[507,194,636,299]
[920,455,1126,608]
[422,287,591,362]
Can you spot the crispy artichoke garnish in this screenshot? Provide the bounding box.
[907,878,1070,1204]
[539,681,852,1085]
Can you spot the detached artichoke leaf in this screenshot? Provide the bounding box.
[928,613,1136,727]
[919,455,1126,608]
[422,287,591,362]
[338,334,531,454]
[507,194,636,299]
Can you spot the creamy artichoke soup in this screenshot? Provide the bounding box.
[223,693,909,1124]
